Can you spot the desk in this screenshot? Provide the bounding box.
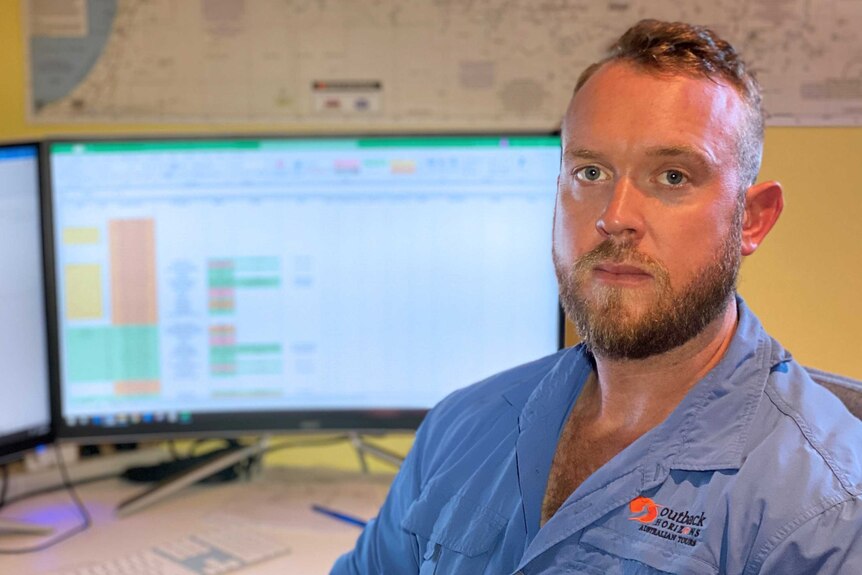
[0,464,393,574]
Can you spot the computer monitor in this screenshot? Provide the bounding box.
[45,135,563,443]
[0,142,55,534]
[0,143,53,463]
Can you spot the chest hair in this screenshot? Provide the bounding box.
[540,401,642,526]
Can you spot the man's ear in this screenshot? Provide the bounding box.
[741,180,783,256]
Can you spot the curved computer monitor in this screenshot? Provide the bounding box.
[45,134,563,442]
[0,142,53,463]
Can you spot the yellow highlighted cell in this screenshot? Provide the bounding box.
[65,264,103,319]
[63,227,100,245]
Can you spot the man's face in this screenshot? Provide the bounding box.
[553,61,749,360]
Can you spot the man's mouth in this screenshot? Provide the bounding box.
[592,263,653,284]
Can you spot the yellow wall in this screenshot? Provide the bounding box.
[3,0,860,390]
[741,129,862,379]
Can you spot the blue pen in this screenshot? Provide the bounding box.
[311,504,368,528]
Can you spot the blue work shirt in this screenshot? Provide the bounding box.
[332,298,862,574]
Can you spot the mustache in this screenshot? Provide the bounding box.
[573,240,667,278]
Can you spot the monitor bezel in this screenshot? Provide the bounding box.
[0,141,56,462]
[43,132,565,443]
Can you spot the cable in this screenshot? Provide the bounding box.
[2,471,119,508]
[0,465,9,509]
[0,447,93,555]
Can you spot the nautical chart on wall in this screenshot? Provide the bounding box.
[24,0,862,127]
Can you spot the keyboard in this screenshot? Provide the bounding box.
[51,523,293,575]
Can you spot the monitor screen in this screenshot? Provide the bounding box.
[46,135,562,441]
[0,143,53,461]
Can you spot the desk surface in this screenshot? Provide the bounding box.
[0,465,393,574]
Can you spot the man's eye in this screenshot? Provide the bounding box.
[659,170,688,186]
[574,166,609,182]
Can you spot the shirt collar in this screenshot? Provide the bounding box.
[505,347,592,542]
[500,346,587,415]
[505,296,790,473]
[645,296,790,472]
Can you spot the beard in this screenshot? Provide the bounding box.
[554,212,742,361]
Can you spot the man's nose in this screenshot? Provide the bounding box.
[595,176,645,241]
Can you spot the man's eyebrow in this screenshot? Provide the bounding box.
[562,145,719,169]
[562,148,604,161]
[644,145,717,168]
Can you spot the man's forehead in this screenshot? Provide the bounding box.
[561,61,744,156]
[570,60,739,103]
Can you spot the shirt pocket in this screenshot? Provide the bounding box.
[574,527,719,575]
[401,488,507,575]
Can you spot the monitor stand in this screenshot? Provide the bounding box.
[348,431,405,473]
[0,517,53,536]
[116,438,269,518]
[117,433,405,518]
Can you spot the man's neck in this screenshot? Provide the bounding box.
[583,299,739,436]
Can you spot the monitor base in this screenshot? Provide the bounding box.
[116,438,268,518]
[0,517,53,536]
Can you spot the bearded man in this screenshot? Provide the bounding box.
[332,19,862,575]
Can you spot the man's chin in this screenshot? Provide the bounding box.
[582,285,658,318]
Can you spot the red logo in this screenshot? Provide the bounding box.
[629,496,661,523]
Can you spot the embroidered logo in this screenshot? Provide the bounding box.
[628,496,660,523]
[628,496,706,547]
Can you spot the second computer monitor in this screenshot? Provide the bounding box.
[46,135,562,440]
[0,143,53,462]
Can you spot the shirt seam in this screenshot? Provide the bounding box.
[763,378,858,494]
[744,493,852,574]
[728,333,771,465]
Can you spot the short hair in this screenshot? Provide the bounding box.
[573,19,763,188]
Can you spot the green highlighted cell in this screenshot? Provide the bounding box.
[210,343,282,378]
[65,325,160,383]
[235,277,279,288]
[210,343,281,363]
[208,257,281,289]
[233,256,279,273]
[209,275,279,288]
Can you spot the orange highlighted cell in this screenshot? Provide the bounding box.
[114,380,161,396]
[110,219,157,324]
